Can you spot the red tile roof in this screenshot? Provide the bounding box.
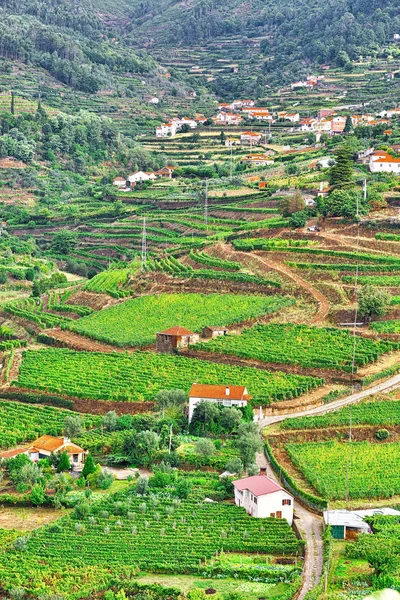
[233,475,286,497]
[0,448,28,459]
[158,326,194,336]
[189,383,251,401]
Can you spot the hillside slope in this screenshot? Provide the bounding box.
[120,0,400,84]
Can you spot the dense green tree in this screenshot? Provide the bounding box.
[82,454,96,478]
[358,286,391,322]
[51,230,78,255]
[57,451,71,473]
[64,414,83,439]
[329,145,354,187]
[279,190,305,217]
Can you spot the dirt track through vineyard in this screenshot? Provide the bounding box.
[249,253,330,324]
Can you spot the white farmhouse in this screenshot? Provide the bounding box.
[128,171,156,183]
[188,383,251,422]
[233,475,294,524]
[156,122,178,138]
[369,150,400,174]
[113,176,127,188]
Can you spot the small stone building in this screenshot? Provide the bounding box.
[156,326,197,354]
[202,326,229,339]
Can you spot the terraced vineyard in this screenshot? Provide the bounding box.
[0,400,100,450]
[0,491,302,598]
[285,441,400,500]
[68,293,291,347]
[196,324,399,372]
[15,348,324,405]
[281,398,400,430]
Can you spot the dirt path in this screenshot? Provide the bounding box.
[249,253,330,324]
[256,452,323,598]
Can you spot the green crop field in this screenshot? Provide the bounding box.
[0,400,100,450]
[0,491,302,598]
[15,349,323,405]
[196,324,398,372]
[281,399,400,430]
[285,441,400,500]
[371,320,400,334]
[68,294,291,347]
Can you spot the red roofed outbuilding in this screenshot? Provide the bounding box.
[156,326,198,354]
[233,474,294,523]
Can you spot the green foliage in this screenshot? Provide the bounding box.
[196,324,397,372]
[16,348,324,406]
[358,285,391,321]
[279,190,306,217]
[329,145,354,187]
[82,454,96,478]
[64,414,83,439]
[281,399,400,430]
[57,451,71,473]
[51,231,78,255]
[319,188,367,218]
[375,429,390,441]
[68,293,289,347]
[285,441,400,500]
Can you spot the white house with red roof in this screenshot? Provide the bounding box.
[188,383,251,422]
[233,474,294,523]
[370,150,400,173]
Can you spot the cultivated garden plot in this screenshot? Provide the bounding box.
[15,348,324,405]
[0,492,303,599]
[196,324,399,372]
[285,441,400,500]
[67,293,291,347]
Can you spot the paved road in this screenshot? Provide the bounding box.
[260,372,400,427]
[259,371,400,598]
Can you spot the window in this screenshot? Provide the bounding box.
[254,498,257,504]
[282,499,292,506]
[73,454,79,462]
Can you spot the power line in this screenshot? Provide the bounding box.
[141,217,147,273]
[204,179,208,229]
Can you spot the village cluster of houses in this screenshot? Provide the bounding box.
[156,115,207,138]
[299,108,393,137]
[113,166,176,189]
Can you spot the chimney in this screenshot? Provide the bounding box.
[225,387,230,396]
[63,437,71,444]
[260,467,267,475]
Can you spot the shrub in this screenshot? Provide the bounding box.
[375,429,390,441]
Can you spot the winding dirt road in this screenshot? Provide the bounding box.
[248,253,330,324]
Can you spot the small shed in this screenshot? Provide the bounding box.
[323,508,400,540]
[202,326,229,339]
[156,326,196,354]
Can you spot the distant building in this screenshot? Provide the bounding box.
[188,383,251,422]
[370,150,400,173]
[156,326,197,354]
[0,436,88,468]
[113,177,127,188]
[128,171,156,183]
[156,122,177,138]
[156,166,176,179]
[240,131,262,145]
[233,475,294,523]
[241,154,274,167]
[331,116,347,134]
[202,326,229,339]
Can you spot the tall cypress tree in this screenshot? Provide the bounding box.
[329,144,354,187]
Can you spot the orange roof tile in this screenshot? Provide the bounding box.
[158,326,194,336]
[189,383,252,401]
[0,448,28,459]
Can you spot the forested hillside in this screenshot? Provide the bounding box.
[0,0,157,93]
[121,0,400,84]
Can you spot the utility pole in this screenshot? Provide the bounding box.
[168,424,173,454]
[230,145,233,180]
[141,217,147,273]
[204,180,208,229]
